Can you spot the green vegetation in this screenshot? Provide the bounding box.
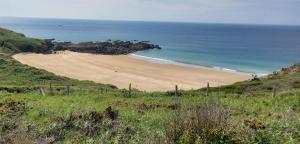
[0,27,50,55]
[0,27,299,143]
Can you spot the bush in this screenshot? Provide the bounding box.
[254,130,274,144]
[165,99,236,144]
[44,106,130,143]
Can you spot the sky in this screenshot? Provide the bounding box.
[0,0,300,25]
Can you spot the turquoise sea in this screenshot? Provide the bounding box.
[1,17,300,75]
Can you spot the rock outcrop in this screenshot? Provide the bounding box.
[51,40,161,55]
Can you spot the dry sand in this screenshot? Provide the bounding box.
[13,51,251,91]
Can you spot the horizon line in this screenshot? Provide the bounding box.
[1,16,300,27]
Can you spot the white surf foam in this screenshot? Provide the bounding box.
[129,54,253,76]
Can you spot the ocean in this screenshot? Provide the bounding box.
[1,17,300,75]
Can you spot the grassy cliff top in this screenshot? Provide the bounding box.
[0,28,47,55]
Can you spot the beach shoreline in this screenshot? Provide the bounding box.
[13,51,252,92]
[129,53,253,76]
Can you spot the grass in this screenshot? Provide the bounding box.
[0,27,299,143]
[165,99,232,143]
[0,27,47,55]
[1,89,299,143]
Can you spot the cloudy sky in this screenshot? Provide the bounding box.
[0,0,299,25]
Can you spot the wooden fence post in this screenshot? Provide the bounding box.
[39,87,45,96]
[272,87,277,98]
[67,85,71,95]
[128,83,132,97]
[206,82,210,96]
[49,82,53,95]
[218,85,221,97]
[175,85,178,96]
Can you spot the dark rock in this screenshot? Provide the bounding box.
[20,38,161,55]
[49,40,161,55]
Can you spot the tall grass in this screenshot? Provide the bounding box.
[165,98,235,144]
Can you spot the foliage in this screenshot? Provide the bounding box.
[165,99,236,144]
[0,28,47,54]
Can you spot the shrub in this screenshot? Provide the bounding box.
[254,130,274,144]
[244,117,266,130]
[44,106,130,143]
[0,99,28,138]
[165,99,236,144]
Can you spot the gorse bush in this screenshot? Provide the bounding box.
[165,99,236,144]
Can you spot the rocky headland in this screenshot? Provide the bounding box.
[43,39,161,55]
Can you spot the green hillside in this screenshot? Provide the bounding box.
[0,27,48,55]
[0,27,299,144]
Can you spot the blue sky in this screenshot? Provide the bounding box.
[0,0,299,25]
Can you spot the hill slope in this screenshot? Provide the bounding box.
[0,27,50,54]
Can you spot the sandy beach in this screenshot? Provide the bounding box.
[13,51,251,91]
